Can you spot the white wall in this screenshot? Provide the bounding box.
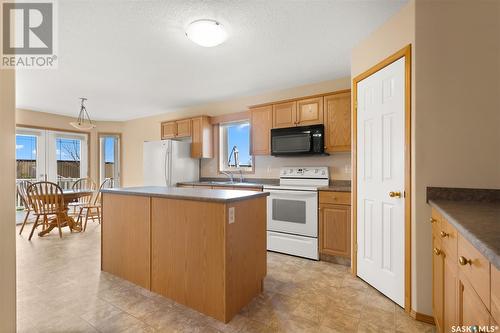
[0,69,17,331]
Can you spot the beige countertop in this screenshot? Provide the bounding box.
[101,186,269,203]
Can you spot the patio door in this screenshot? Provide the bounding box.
[16,127,89,189]
[98,134,121,186]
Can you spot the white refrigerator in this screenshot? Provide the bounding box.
[143,140,199,187]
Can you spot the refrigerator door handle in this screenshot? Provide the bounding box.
[164,148,169,186]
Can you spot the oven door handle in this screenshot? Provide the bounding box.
[265,189,317,197]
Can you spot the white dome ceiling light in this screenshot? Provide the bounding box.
[185,19,227,47]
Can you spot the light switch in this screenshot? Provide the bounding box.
[228,207,235,224]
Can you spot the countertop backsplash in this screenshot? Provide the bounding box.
[200,152,351,180]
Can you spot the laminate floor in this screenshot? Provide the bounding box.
[16,222,435,333]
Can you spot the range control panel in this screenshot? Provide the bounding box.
[279,167,329,179]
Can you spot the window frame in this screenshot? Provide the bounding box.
[218,120,254,173]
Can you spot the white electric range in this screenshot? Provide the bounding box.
[264,166,329,260]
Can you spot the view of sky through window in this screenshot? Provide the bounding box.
[104,137,115,163]
[16,135,37,160]
[227,122,252,166]
[56,138,81,161]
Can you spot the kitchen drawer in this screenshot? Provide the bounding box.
[458,233,491,310]
[430,209,442,240]
[492,265,500,324]
[177,184,194,188]
[441,217,458,266]
[319,191,350,205]
[212,186,235,190]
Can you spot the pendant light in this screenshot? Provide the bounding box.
[70,97,96,130]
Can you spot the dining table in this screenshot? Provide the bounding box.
[38,189,94,237]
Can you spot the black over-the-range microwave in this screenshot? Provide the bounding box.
[270,124,327,156]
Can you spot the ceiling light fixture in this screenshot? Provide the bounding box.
[70,97,96,130]
[185,19,227,47]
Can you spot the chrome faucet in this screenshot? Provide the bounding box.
[221,171,234,183]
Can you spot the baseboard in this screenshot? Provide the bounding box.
[410,309,435,325]
[320,253,351,266]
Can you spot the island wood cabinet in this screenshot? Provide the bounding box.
[319,191,351,259]
[431,208,498,332]
[161,116,212,158]
[249,90,351,156]
[102,192,267,323]
[324,91,351,152]
[250,105,272,155]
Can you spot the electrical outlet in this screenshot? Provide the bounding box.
[228,207,235,224]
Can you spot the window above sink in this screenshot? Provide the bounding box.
[219,120,254,173]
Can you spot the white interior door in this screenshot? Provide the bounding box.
[356,57,406,306]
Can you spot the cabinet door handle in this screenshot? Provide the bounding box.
[440,231,449,238]
[458,256,472,266]
[433,248,442,256]
[430,218,437,224]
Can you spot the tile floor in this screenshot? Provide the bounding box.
[16,221,435,333]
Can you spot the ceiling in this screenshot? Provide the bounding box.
[16,0,407,121]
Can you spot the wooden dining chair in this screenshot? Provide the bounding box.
[71,178,97,220]
[27,181,67,240]
[78,178,114,231]
[17,180,33,235]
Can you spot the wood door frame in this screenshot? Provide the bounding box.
[351,44,412,312]
[97,132,122,186]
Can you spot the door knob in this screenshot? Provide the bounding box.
[389,191,402,198]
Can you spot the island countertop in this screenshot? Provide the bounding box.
[101,186,269,203]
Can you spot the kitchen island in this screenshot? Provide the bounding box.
[100,186,269,323]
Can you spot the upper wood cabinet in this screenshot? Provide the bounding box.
[161,121,177,139]
[191,116,213,159]
[176,119,192,138]
[273,101,297,128]
[296,97,324,126]
[161,116,212,158]
[324,92,351,152]
[250,105,272,155]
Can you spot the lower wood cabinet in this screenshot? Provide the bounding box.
[319,191,351,259]
[431,208,495,332]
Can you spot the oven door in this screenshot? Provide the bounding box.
[266,189,318,237]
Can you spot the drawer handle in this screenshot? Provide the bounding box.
[433,248,442,256]
[459,256,472,266]
[430,218,437,224]
[440,231,449,238]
